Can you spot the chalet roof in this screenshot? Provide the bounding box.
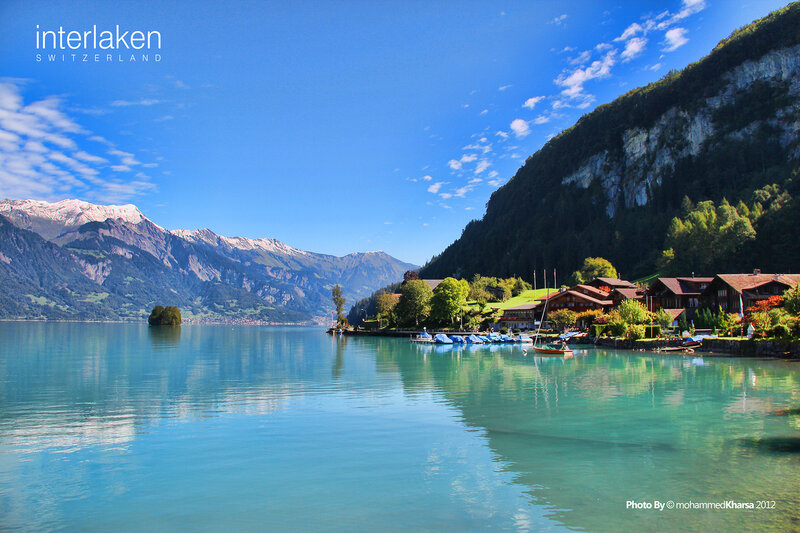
[662,308,685,321]
[573,284,611,298]
[503,303,539,311]
[715,273,800,294]
[612,287,643,300]
[420,279,444,290]
[653,277,714,296]
[590,277,637,288]
[548,289,613,307]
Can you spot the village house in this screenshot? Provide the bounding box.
[647,276,713,322]
[497,303,537,330]
[700,271,800,314]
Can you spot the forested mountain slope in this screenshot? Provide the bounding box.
[421,3,800,280]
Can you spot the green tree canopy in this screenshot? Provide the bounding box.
[375,291,398,325]
[549,309,577,331]
[616,299,652,325]
[397,280,433,327]
[332,285,346,326]
[430,277,470,325]
[148,305,182,325]
[569,257,618,285]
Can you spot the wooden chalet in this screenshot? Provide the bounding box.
[701,272,800,314]
[647,277,713,319]
[543,284,614,313]
[498,303,538,330]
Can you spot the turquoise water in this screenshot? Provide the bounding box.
[0,324,798,532]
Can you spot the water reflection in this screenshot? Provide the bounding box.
[1,324,799,532]
[374,341,800,531]
[147,325,182,349]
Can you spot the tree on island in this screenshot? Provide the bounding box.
[148,305,182,326]
[332,285,346,326]
[397,279,433,327]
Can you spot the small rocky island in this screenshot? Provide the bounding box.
[148,305,182,326]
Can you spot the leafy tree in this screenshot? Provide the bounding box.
[430,277,470,325]
[397,280,433,327]
[616,299,652,325]
[403,270,419,282]
[549,309,577,331]
[148,305,182,325]
[375,292,398,326]
[569,257,617,285]
[784,284,800,315]
[653,308,673,328]
[332,285,346,326]
[512,277,532,297]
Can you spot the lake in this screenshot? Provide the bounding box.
[0,323,798,532]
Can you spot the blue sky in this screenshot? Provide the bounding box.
[0,0,791,265]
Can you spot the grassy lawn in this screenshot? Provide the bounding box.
[484,289,552,311]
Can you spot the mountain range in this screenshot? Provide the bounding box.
[0,199,416,322]
[420,3,800,281]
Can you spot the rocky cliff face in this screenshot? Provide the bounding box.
[420,4,800,280]
[561,44,800,218]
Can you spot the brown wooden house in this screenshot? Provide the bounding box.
[647,277,713,319]
[701,272,800,314]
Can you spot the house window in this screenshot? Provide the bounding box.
[717,289,727,298]
[689,298,698,308]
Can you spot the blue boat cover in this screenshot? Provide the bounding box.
[434,333,453,343]
[450,335,465,343]
[466,334,484,343]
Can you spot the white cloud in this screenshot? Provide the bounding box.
[510,119,530,138]
[569,51,592,66]
[111,98,164,107]
[498,85,512,91]
[615,22,643,42]
[0,82,155,202]
[534,115,550,125]
[495,130,509,139]
[480,109,488,115]
[555,49,616,100]
[422,175,432,181]
[475,160,491,174]
[447,159,461,170]
[663,28,689,51]
[549,14,567,25]
[74,150,108,164]
[439,192,453,199]
[427,182,444,194]
[522,96,545,109]
[621,37,647,62]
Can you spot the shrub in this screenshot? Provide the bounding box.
[769,323,791,339]
[591,324,608,338]
[785,285,800,315]
[628,324,646,340]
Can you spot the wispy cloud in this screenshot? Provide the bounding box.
[549,14,568,26]
[522,96,545,109]
[427,182,444,194]
[0,81,157,202]
[111,98,164,107]
[621,37,647,62]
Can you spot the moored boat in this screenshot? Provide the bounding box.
[434,333,453,344]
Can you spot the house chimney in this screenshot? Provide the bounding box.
[691,272,695,278]
[753,269,761,275]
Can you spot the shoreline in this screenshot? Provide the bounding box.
[332,328,800,359]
